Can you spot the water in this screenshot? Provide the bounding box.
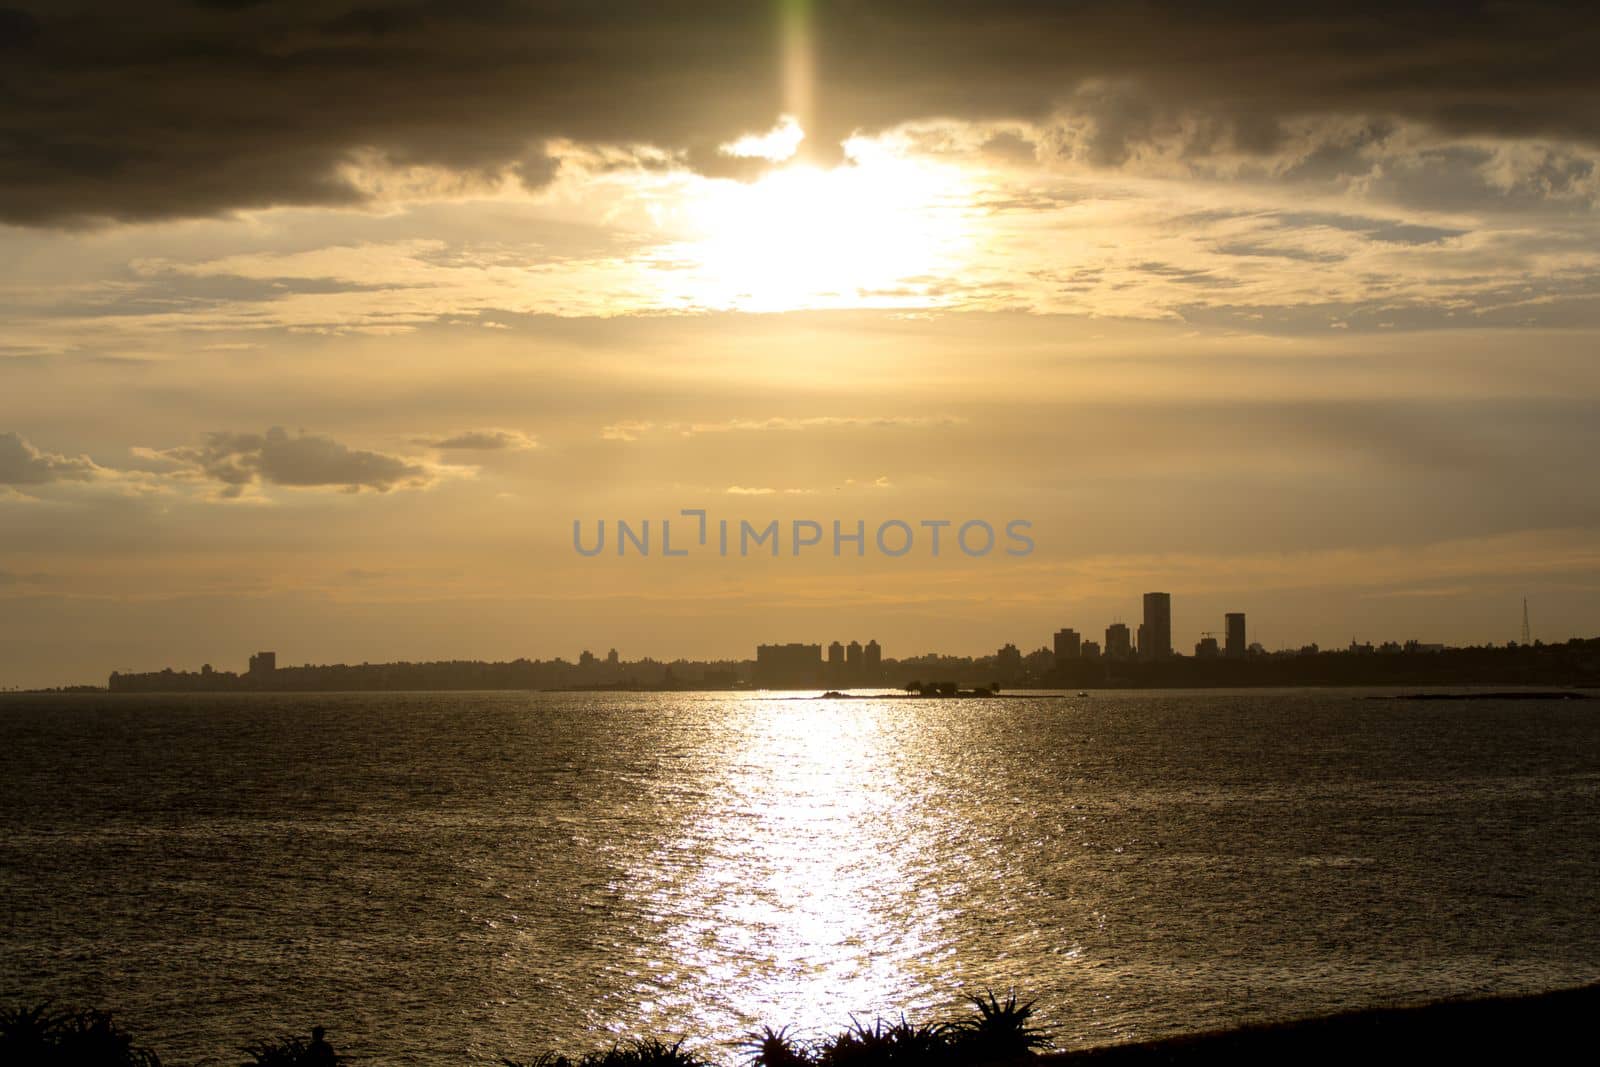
[2,689,1598,1064]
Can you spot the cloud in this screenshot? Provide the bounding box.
[2,2,1599,225]
[417,428,538,451]
[0,431,102,484]
[601,421,654,442]
[603,416,963,440]
[343,568,390,582]
[719,115,805,162]
[1360,585,1475,600]
[148,427,436,497]
[9,115,1597,336]
[684,415,962,435]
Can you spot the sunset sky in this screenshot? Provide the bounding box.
[3,1,1599,686]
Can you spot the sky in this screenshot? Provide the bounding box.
[2,0,1599,686]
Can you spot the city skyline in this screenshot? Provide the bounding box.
[92,625,1600,695]
[36,587,1590,692]
[2,584,1586,690]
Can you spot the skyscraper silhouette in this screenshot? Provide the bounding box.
[1225,613,1246,658]
[1105,622,1133,659]
[1142,592,1172,659]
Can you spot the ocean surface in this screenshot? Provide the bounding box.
[2,689,1598,1064]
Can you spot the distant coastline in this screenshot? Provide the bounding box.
[69,635,1600,694]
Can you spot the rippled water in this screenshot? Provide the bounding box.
[3,690,1599,1064]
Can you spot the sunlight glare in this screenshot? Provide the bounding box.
[658,135,975,312]
[721,115,806,162]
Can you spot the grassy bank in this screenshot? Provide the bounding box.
[4,985,1596,1065]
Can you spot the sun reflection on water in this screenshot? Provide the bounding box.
[607,696,951,1042]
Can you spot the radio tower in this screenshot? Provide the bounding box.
[1521,597,1532,646]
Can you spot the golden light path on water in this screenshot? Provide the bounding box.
[601,696,959,1043]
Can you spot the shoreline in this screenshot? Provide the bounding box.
[7,985,1599,1065]
[7,683,1598,697]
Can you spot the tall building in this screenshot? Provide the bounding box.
[995,643,1023,679]
[827,640,844,666]
[755,643,823,687]
[864,640,881,673]
[1142,592,1172,659]
[1105,622,1132,659]
[248,651,276,675]
[846,640,863,673]
[1195,635,1220,658]
[1053,628,1081,663]
[1225,613,1246,658]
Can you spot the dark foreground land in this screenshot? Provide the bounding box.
[1365,690,1591,700]
[5,985,1598,1066]
[1042,984,1600,1064]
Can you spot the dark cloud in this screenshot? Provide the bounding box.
[1130,261,1242,288]
[1,2,1598,225]
[155,426,433,495]
[418,428,537,450]
[0,431,100,484]
[1270,213,1467,246]
[1212,242,1347,264]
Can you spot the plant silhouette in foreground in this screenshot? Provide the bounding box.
[242,1025,343,1066]
[740,993,1045,1067]
[950,993,1050,1061]
[0,1003,162,1066]
[740,1026,811,1067]
[505,1037,711,1067]
[816,1016,956,1067]
[2,989,1048,1066]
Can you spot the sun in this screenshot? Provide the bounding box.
[654,130,976,313]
